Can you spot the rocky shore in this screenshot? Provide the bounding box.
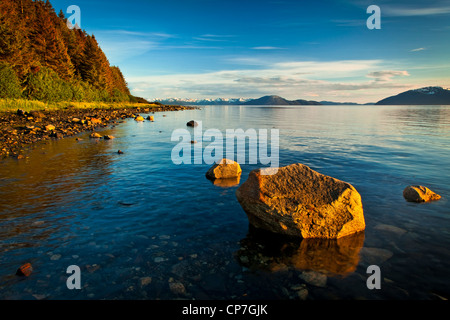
[0,104,195,159]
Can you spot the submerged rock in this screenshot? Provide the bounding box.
[206,158,242,180]
[186,120,198,127]
[235,163,365,239]
[403,185,441,202]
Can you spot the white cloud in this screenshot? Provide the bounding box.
[383,6,450,16]
[127,59,413,103]
[252,46,285,50]
[410,47,426,52]
[366,70,410,81]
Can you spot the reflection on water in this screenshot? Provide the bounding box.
[236,227,364,277]
[210,175,241,188]
[0,133,115,254]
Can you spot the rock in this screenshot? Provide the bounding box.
[374,224,407,235]
[17,109,25,116]
[72,118,81,123]
[169,282,186,295]
[135,116,145,122]
[103,135,115,140]
[300,271,327,287]
[147,116,154,121]
[140,277,152,287]
[90,118,102,125]
[403,185,441,202]
[235,163,365,239]
[117,150,124,154]
[30,111,45,119]
[186,120,198,127]
[90,132,102,139]
[50,131,63,139]
[359,247,393,266]
[206,158,242,180]
[16,263,33,277]
[45,125,55,131]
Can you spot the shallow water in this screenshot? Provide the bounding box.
[0,105,449,300]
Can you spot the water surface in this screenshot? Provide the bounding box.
[0,105,449,300]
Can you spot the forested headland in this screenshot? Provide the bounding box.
[0,0,141,104]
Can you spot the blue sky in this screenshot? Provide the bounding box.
[50,0,450,103]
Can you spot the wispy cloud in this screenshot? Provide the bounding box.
[252,46,285,50]
[410,47,426,52]
[383,5,450,16]
[193,34,236,42]
[366,70,410,81]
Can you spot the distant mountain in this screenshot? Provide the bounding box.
[376,87,450,105]
[155,95,376,106]
[154,98,251,105]
[243,95,321,105]
[320,101,359,105]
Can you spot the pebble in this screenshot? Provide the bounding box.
[50,254,61,261]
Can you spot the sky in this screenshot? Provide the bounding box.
[50,0,450,103]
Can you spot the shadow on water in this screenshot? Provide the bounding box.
[235,225,365,277]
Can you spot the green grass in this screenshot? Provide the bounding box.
[0,99,159,113]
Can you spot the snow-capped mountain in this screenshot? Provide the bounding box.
[376,86,450,105]
[154,97,252,105]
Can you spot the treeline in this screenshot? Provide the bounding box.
[0,0,139,103]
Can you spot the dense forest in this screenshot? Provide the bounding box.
[0,0,137,103]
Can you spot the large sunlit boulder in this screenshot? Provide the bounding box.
[235,163,365,239]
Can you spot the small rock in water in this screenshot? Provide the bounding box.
[103,135,115,140]
[117,150,124,154]
[140,277,152,287]
[300,271,327,287]
[135,116,145,122]
[186,120,198,127]
[169,282,186,295]
[90,132,102,139]
[403,185,441,202]
[206,158,242,180]
[359,247,393,266]
[50,254,61,261]
[16,263,33,277]
[374,224,407,235]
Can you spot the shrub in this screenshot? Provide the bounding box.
[23,67,73,102]
[0,62,23,99]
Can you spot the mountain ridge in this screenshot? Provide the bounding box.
[376,86,450,105]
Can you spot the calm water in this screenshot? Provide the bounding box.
[0,105,449,300]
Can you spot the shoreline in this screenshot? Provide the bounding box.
[0,104,197,159]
